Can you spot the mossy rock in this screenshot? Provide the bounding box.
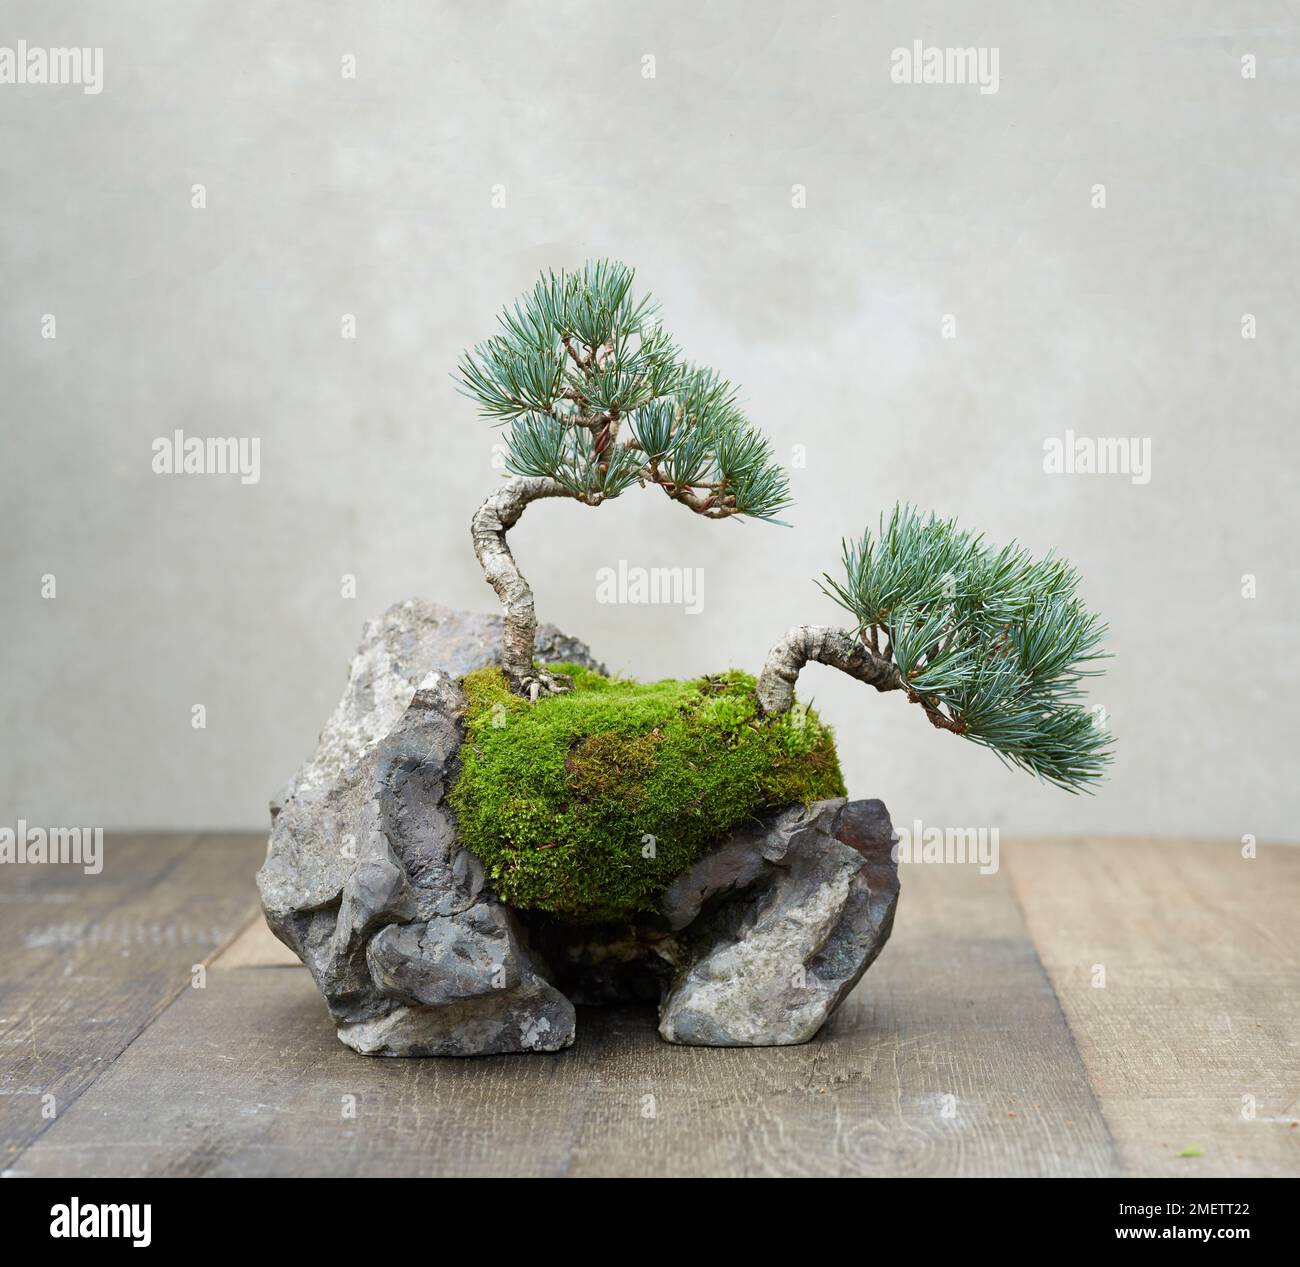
[448,663,846,922]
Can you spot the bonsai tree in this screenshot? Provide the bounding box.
[453,262,1110,921]
[459,259,791,698]
[757,504,1111,791]
[258,260,1116,1059]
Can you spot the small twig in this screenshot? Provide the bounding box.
[560,334,588,371]
[909,692,967,734]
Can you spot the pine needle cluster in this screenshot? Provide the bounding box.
[821,505,1112,790]
[458,260,791,521]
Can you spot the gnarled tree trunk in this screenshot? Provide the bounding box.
[756,625,904,717]
[471,476,574,693]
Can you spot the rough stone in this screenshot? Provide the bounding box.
[257,599,599,1054]
[657,798,900,1047]
[258,599,899,1056]
[336,967,574,1057]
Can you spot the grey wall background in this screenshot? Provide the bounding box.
[3,1,1297,840]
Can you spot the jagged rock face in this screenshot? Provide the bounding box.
[258,601,602,1056]
[658,799,899,1046]
[257,600,899,1056]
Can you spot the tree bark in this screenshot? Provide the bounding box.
[756,625,905,717]
[471,476,575,694]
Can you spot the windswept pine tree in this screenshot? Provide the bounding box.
[458,260,791,697]
[459,261,1111,796]
[756,505,1112,791]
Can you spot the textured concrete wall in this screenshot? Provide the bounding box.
[3,1,1296,839]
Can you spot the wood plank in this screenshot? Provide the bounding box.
[210,912,300,970]
[0,832,265,1169]
[12,968,590,1178]
[12,858,1118,1177]
[564,856,1117,1177]
[1005,839,1300,1178]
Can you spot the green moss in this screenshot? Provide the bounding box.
[449,663,846,922]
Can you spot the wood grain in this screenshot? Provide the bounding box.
[210,912,300,969]
[563,856,1117,1177]
[1005,839,1300,1178]
[12,856,1118,1177]
[0,833,265,1169]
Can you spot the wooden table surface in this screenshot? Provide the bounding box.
[1,834,1296,1178]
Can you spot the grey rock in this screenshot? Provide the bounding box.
[660,799,844,931]
[356,901,575,1055]
[657,798,900,1047]
[278,598,603,815]
[336,974,574,1057]
[256,599,596,1054]
[367,903,522,1005]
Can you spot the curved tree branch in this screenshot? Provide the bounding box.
[756,625,905,717]
[471,476,578,695]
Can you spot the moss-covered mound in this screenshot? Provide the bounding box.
[448,664,845,922]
